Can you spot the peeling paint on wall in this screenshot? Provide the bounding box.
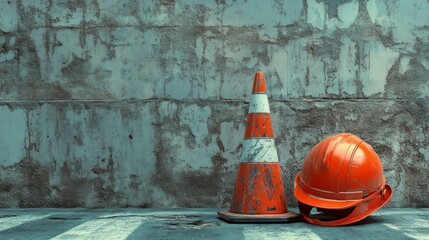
[0,0,428,208]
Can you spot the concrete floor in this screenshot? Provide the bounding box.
[0,208,427,239]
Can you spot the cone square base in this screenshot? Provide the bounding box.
[218,210,302,223]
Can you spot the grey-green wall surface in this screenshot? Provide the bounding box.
[0,0,428,208]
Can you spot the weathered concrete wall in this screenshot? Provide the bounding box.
[0,0,428,208]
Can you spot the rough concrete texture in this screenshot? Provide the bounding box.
[0,0,428,208]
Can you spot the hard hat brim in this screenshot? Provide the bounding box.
[294,173,362,209]
[298,184,393,226]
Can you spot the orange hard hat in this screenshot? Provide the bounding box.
[294,133,393,226]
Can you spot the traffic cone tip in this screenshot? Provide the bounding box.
[252,72,267,93]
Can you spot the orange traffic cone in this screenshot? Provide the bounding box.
[218,71,301,223]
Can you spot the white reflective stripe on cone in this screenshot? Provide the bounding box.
[248,94,270,113]
[240,138,279,163]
